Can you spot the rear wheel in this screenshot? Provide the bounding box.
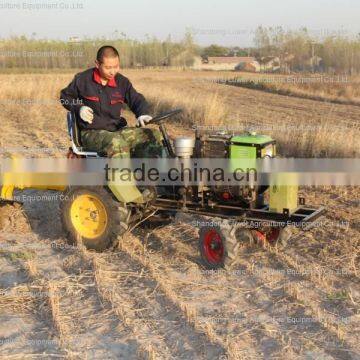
[60,186,129,251]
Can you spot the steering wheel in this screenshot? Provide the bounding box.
[147,108,183,125]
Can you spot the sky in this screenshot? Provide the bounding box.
[0,0,358,46]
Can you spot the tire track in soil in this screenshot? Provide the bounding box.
[235,250,359,360]
[84,245,227,360]
[127,227,295,359]
[32,243,144,359]
[3,195,160,358]
[54,266,141,359]
[114,236,238,360]
[206,220,359,359]
[134,221,359,359]
[216,226,359,358]
[0,233,142,359]
[0,241,66,359]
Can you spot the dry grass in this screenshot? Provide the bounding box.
[0,70,359,157]
[0,285,35,312]
[0,203,31,233]
[142,82,230,127]
[24,259,38,278]
[126,70,360,157]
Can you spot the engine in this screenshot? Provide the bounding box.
[194,131,276,206]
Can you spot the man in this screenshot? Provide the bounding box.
[60,45,163,159]
[60,46,163,202]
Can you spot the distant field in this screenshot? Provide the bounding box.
[216,73,360,106]
[1,66,358,104]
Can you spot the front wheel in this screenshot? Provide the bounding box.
[60,186,130,251]
[199,222,252,270]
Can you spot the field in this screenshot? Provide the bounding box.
[0,70,359,359]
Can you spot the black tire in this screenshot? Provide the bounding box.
[223,223,254,271]
[60,186,129,252]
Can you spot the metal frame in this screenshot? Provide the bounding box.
[153,197,326,227]
[67,112,100,158]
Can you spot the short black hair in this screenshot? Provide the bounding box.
[96,46,119,63]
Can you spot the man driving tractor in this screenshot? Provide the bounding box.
[60,45,163,159]
[60,45,163,202]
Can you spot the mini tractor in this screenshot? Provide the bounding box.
[0,109,325,270]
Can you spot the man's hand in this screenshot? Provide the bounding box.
[136,115,153,128]
[79,106,94,124]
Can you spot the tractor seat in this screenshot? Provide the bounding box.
[67,112,99,158]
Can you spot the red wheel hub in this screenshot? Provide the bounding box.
[202,229,224,264]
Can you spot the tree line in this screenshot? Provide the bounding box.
[202,27,360,74]
[0,33,198,69]
[0,27,359,74]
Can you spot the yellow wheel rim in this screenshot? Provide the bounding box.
[70,194,108,239]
